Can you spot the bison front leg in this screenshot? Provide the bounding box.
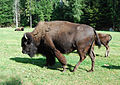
[105,45,110,57]
[54,49,67,72]
[46,54,55,66]
[44,34,67,72]
[103,43,110,57]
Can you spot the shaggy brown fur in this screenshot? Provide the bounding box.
[15,27,24,31]
[21,21,101,72]
[97,33,112,57]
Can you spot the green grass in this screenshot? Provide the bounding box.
[0,28,120,85]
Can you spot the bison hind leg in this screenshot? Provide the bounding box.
[73,49,86,72]
[88,49,96,72]
[46,55,56,66]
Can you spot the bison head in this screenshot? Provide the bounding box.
[21,33,37,57]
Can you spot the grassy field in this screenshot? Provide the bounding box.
[0,28,120,85]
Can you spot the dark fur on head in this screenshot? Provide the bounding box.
[21,32,37,57]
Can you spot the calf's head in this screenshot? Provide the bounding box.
[21,33,37,57]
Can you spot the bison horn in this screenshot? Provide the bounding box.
[24,34,28,40]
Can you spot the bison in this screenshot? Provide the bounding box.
[97,33,112,57]
[15,27,24,31]
[21,21,101,72]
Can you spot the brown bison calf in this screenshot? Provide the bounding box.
[95,33,112,57]
[15,27,24,31]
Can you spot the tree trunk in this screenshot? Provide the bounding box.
[30,0,32,28]
[30,13,32,28]
[15,0,18,28]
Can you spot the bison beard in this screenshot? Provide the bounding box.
[21,21,101,72]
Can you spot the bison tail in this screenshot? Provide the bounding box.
[94,29,101,48]
[109,34,112,42]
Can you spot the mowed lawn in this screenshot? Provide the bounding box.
[0,28,120,85]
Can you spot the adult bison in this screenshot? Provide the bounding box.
[97,33,112,57]
[21,21,101,72]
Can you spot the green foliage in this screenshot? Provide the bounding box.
[25,0,35,16]
[19,0,29,26]
[96,0,113,29]
[52,0,84,22]
[0,0,120,31]
[81,0,120,31]
[35,0,53,21]
[52,0,67,20]
[66,0,84,22]
[0,0,14,27]
[107,0,120,31]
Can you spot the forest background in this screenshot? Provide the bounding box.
[0,0,120,31]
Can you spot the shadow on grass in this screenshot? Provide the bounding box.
[72,51,105,57]
[10,57,62,71]
[102,65,120,69]
[67,64,88,72]
[10,57,88,72]
[67,64,74,72]
[96,54,105,57]
[0,77,22,85]
[72,51,77,53]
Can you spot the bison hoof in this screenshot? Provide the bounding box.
[87,69,94,72]
[71,69,76,72]
[72,67,77,72]
[72,70,75,72]
[62,69,66,72]
[105,55,108,57]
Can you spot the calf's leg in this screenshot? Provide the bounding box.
[105,45,110,57]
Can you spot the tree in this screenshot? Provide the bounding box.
[0,0,120,31]
[13,0,20,28]
[25,0,35,28]
[52,0,85,23]
[35,0,53,21]
[29,0,32,28]
[66,0,84,22]
[0,0,14,27]
[80,0,100,28]
[108,0,119,31]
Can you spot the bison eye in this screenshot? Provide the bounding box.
[23,41,28,45]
